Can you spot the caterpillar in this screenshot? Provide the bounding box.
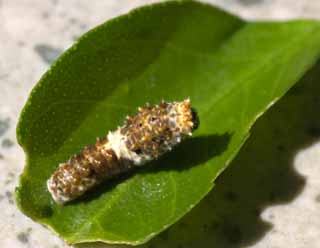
[47,99,199,204]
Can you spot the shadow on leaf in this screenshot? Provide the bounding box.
[70,133,231,205]
[142,133,232,173]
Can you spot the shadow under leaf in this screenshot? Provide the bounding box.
[76,61,320,248]
[132,59,320,248]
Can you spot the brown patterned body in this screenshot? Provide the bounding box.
[47,99,198,204]
[47,138,130,203]
[122,102,174,159]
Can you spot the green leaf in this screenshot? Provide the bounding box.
[15,1,320,245]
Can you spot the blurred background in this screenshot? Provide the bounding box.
[1,0,320,247]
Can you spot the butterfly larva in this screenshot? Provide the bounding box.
[47,99,199,204]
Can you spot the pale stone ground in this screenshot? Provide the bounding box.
[0,0,320,247]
